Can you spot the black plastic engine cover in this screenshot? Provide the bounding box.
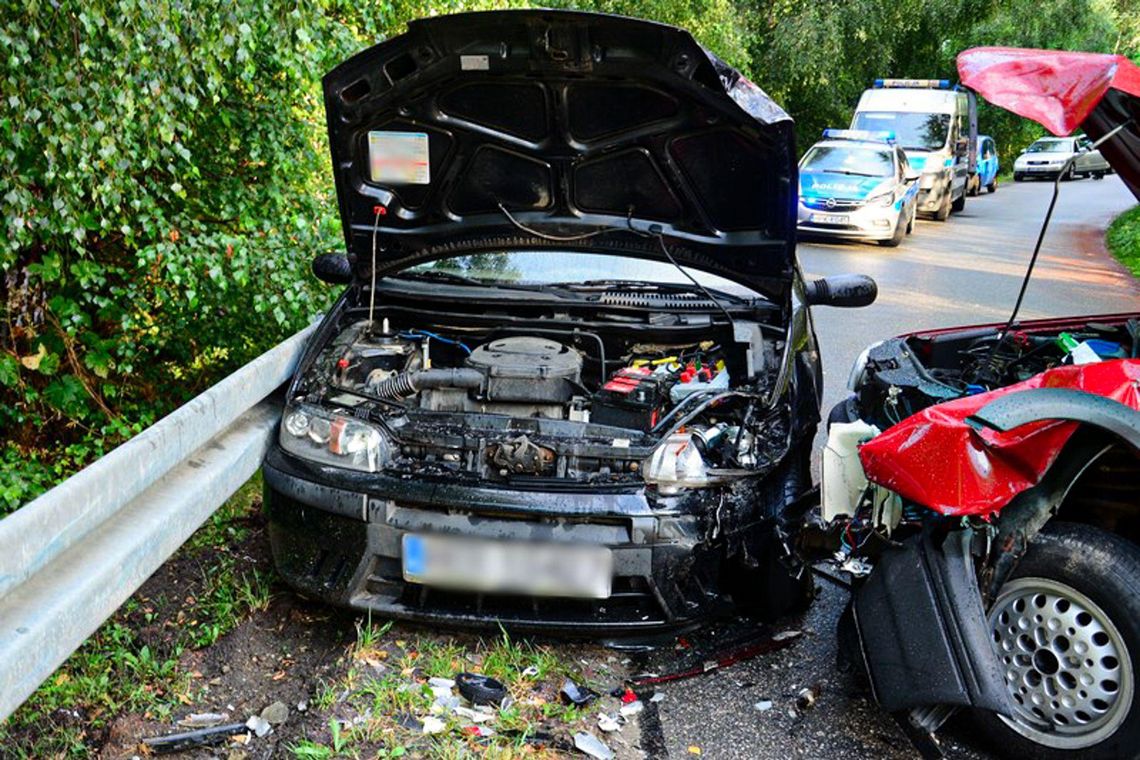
[465,336,582,403]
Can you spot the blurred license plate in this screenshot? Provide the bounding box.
[401,534,612,599]
[811,213,847,224]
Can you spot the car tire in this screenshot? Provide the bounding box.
[879,212,906,247]
[1060,165,1076,182]
[934,189,952,221]
[987,180,997,193]
[951,190,966,213]
[906,204,916,234]
[1093,171,1105,180]
[974,522,1140,760]
[1014,173,1024,182]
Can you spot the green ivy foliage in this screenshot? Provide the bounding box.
[0,1,369,510]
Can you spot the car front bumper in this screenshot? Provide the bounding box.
[262,445,760,635]
[796,202,900,241]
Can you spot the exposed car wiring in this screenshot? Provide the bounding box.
[368,205,383,330]
[497,202,610,242]
[399,329,472,355]
[974,120,1132,382]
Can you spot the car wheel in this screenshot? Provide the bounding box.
[1093,171,1105,180]
[906,203,916,234]
[975,522,1140,759]
[951,190,966,213]
[879,212,906,247]
[988,180,997,193]
[1014,173,1024,182]
[1060,165,1076,182]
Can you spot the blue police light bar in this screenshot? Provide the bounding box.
[873,78,951,89]
[822,128,897,143]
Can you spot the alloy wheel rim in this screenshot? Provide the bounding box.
[988,576,1133,749]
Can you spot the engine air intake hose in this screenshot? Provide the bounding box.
[370,368,483,399]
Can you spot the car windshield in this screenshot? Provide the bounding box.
[851,111,951,151]
[392,251,761,298]
[801,146,893,177]
[1026,139,1071,153]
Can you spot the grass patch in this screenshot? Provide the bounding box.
[287,624,609,760]
[1108,204,1140,278]
[0,474,271,757]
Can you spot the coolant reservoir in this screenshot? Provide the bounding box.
[821,420,880,522]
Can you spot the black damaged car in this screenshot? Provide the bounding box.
[264,10,874,636]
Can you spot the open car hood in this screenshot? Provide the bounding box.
[957,47,1140,200]
[323,10,797,298]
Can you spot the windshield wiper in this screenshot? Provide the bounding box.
[389,270,548,292]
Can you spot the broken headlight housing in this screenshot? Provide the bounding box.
[641,433,710,494]
[279,403,390,472]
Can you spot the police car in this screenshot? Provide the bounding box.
[797,129,920,247]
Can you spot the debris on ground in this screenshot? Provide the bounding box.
[141,723,250,754]
[753,699,773,712]
[796,685,820,711]
[649,692,665,703]
[244,715,271,738]
[597,713,622,733]
[573,730,614,760]
[421,716,446,734]
[687,746,702,755]
[177,712,228,728]
[616,686,638,704]
[260,701,289,725]
[772,630,802,642]
[454,705,496,723]
[619,700,644,717]
[560,678,599,706]
[455,672,508,705]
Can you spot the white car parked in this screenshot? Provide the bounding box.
[1012,134,1111,181]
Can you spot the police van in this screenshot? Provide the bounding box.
[797,129,920,247]
[851,79,977,221]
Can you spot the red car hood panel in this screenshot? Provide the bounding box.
[859,359,1140,516]
[958,47,1140,199]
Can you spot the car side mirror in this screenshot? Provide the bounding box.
[804,274,878,308]
[312,252,354,284]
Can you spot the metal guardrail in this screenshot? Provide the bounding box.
[0,324,315,722]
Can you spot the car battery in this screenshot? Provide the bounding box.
[591,366,674,431]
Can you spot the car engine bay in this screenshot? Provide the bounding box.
[280,293,795,491]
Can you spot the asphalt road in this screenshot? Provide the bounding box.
[652,175,1140,759]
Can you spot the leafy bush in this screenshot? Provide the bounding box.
[1108,204,1140,277]
[0,1,367,510]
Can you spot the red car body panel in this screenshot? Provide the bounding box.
[859,359,1140,517]
[958,47,1140,200]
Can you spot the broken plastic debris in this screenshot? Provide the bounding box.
[521,665,540,678]
[455,672,508,705]
[428,677,456,689]
[421,716,446,734]
[454,705,495,723]
[574,731,614,760]
[618,687,638,704]
[141,723,249,754]
[687,746,702,755]
[772,630,802,641]
[260,701,289,725]
[560,678,599,706]
[432,694,461,713]
[463,725,495,737]
[753,700,773,712]
[244,715,271,738]
[619,700,644,717]
[597,713,621,732]
[177,713,227,728]
[650,692,665,703]
[296,699,308,713]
